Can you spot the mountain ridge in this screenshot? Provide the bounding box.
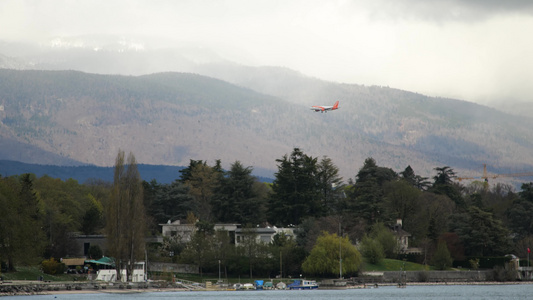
[1,67,532,184]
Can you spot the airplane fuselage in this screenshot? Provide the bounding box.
[310,101,339,113]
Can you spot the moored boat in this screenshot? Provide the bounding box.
[288,279,318,290]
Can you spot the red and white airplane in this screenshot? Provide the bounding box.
[310,101,339,113]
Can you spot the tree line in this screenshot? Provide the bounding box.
[1,147,532,278]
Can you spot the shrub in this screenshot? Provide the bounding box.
[430,240,452,270]
[41,258,66,275]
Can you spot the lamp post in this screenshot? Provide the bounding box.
[527,247,531,279]
[218,260,221,283]
[339,222,342,279]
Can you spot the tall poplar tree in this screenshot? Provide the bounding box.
[106,150,146,281]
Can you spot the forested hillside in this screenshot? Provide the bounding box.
[1,68,533,184]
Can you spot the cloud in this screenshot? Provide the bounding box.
[360,0,533,22]
[0,0,532,105]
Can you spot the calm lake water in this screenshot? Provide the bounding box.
[4,284,532,300]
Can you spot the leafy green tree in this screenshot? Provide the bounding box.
[270,232,305,278]
[17,175,47,262]
[211,228,234,279]
[302,231,361,277]
[35,176,83,258]
[295,216,348,253]
[370,222,398,258]
[439,232,465,262]
[180,222,214,276]
[239,225,260,278]
[0,175,50,268]
[81,194,103,235]
[88,245,103,259]
[383,180,421,226]
[268,148,321,226]
[0,177,27,270]
[105,150,147,281]
[409,193,455,243]
[360,235,385,264]
[431,240,453,270]
[514,235,533,260]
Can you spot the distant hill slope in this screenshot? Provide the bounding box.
[0,160,184,184]
[0,160,273,184]
[1,68,532,184]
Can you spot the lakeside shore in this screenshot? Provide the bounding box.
[2,280,533,297]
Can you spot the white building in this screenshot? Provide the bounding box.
[95,261,146,282]
[160,220,295,245]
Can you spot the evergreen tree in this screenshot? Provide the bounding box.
[213,161,266,224]
[153,181,195,224]
[433,166,456,185]
[431,166,465,207]
[450,206,511,256]
[268,148,321,226]
[507,183,533,240]
[316,156,345,215]
[178,160,207,183]
[400,165,430,190]
[184,162,222,222]
[347,158,397,224]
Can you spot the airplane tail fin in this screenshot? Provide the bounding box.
[333,101,339,109]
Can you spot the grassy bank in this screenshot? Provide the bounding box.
[362,258,431,272]
[1,258,429,283]
[0,266,85,282]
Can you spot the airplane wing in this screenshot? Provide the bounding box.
[310,106,326,112]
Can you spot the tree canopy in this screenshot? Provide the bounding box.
[302,231,362,277]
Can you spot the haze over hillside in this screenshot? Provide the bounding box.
[1,58,533,184]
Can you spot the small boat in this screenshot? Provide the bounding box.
[288,279,318,290]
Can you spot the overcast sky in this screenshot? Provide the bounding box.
[1,0,533,105]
